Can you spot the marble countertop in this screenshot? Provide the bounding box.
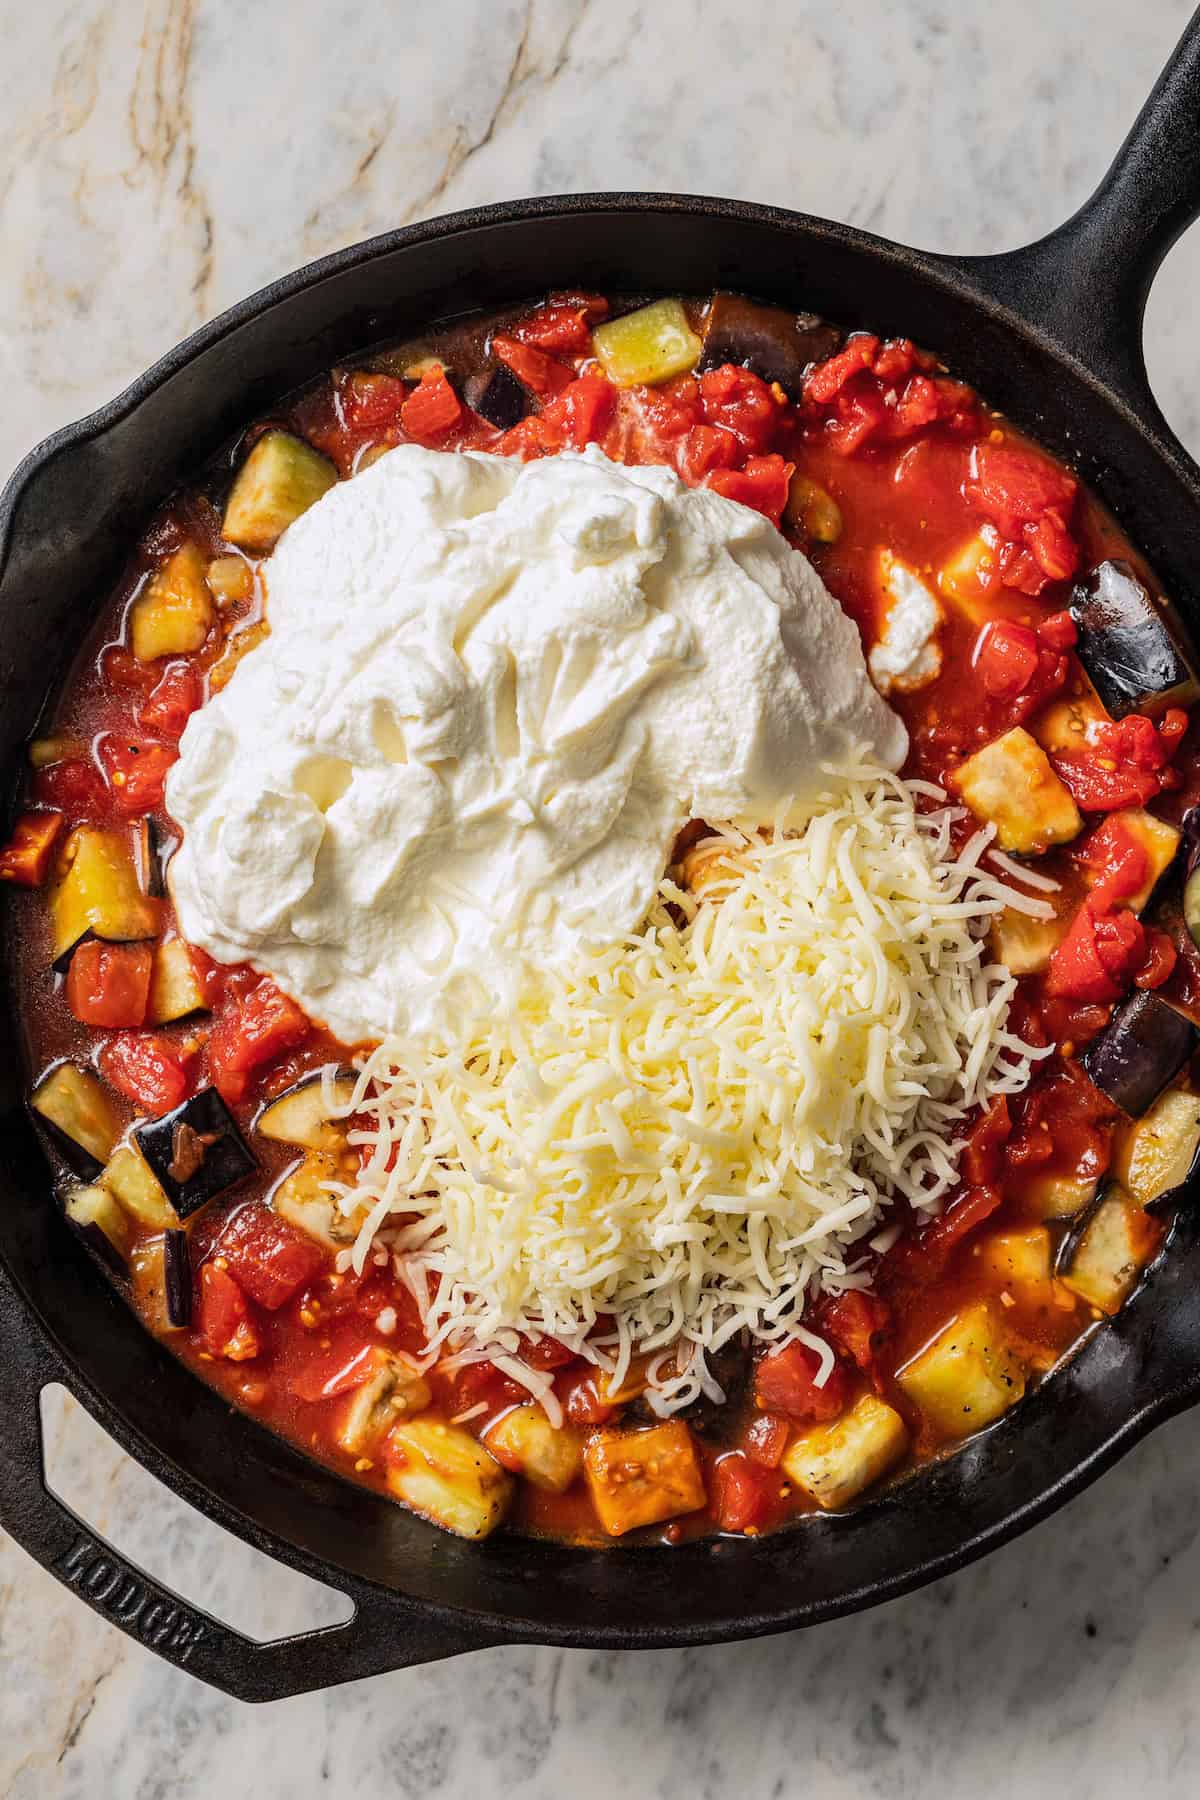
[5,0,1200,1791]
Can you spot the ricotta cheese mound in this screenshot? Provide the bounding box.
[167,444,907,1042]
[327,756,1050,1416]
[869,552,943,695]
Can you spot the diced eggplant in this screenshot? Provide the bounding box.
[100,1144,180,1230]
[1070,559,1198,719]
[1094,809,1180,913]
[337,1349,433,1456]
[1057,1183,1157,1314]
[464,363,529,430]
[50,826,162,967]
[31,1063,121,1177]
[484,1404,585,1494]
[1111,1084,1200,1209]
[205,554,254,606]
[978,1227,1054,1300]
[65,1182,131,1267]
[28,734,87,770]
[698,292,840,395]
[949,726,1081,854]
[781,1394,908,1511]
[991,907,1069,976]
[132,817,171,898]
[129,1232,190,1332]
[582,1421,706,1536]
[222,431,337,553]
[592,299,702,388]
[1181,808,1200,951]
[255,1069,357,1152]
[207,618,269,693]
[1016,1167,1099,1221]
[271,1153,357,1250]
[134,1087,255,1220]
[129,543,214,663]
[895,1300,1027,1439]
[1031,686,1111,756]
[148,936,206,1026]
[383,1417,513,1539]
[783,474,843,544]
[165,1230,192,1327]
[1081,989,1197,1117]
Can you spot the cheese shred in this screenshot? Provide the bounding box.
[328,753,1049,1414]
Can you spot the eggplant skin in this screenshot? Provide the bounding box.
[164,1229,192,1327]
[134,1086,256,1219]
[1081,990,1197,1117]
[465,363,528,430]
[698,293,841,395]
[1070,559,1198,719]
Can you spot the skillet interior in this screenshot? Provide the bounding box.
[5,196,1200,1679]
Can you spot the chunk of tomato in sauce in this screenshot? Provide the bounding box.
[1052,710,1186,812]
[215,1204,325,1311]
[207,978,310,1104]
[753,1340,849,1421]
[400,370,462,442]
[99,1031,191,1116]
[511,295,607,353]
[137,660,203,739]
[490,335,574,400]
[65,940,152,1029]
[97,737,178,817]
[699,365,781,454]
[814,1290,893,1373]
[196,1262,260,1361]
[741,1410,789,1469]
[714,1452,775,1533]
[963,440,1078,538]
[707,454,795,528]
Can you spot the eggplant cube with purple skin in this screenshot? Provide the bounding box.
[134,1086,256,1220]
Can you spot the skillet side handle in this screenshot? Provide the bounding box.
[951,5,1200,440]
[0,1265,493,1701]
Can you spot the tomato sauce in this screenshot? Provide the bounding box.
[5,288,1197,1546]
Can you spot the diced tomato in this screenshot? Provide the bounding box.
[1038,609,1078,651]
[699,365,780,454]
[1026,509,1079,582]
[714,1453,774,1533]
[678,422,741,482]
[872,338,922,383]
[1053,710,1184,812]
[635,374,703,444]
[196,1263,260,1361]
[137,660,203,739]
[32,758,109,820]
[958,1095,1013,1188]
[803,336,881,405]
[826,383,889,456]
[491,334,574,399]
[1007,1067,1116,1180]
[1136,928,1178,990]
[97,737,178,817]
[997,539,1052,597]
[400,370,462,442]
[516,1334,577,1371]
[754,1340,849,1422]
[1078,815,1152,912]
[884,1185,1004,1285]
[217,1204,325,1311]
[99,1031,192,1115]
[101,645,160,695]
[707,454,795,527]
[512,298,602,354]
[1046,902,1146,1003]
[0,810,65,887]
[342,371,410,434]
[537,373,616,451]
[65,940,152,1028]
[815,1291,893,1372]
[742,1410,790,1468]
[964,441,1078,538]
[207,977,310,1104]
[559,1366,617,1428]
[290,1342,386,1404]
[447,1359,528,1417]
[890,374,941,436]
[973,621,1040,701]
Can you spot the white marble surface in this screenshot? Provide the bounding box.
[5,0,1200,1789]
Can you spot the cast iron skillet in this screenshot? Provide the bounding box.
[4,16,1200,1706]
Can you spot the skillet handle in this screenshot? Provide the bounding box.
[0,1264,494,1700]
[949,5,1200,445]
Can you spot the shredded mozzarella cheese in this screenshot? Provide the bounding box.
[328,753,1049,1413]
